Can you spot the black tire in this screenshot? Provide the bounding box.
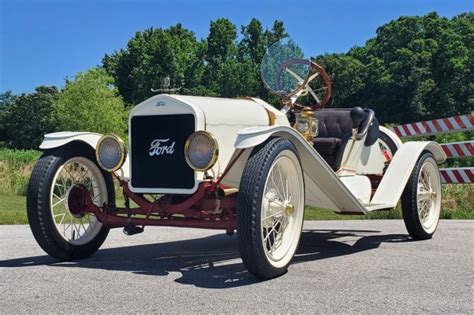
[27,143,114,260]
[237,138,305,279]
[401,152,441,240]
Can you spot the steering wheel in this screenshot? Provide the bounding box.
[276,59,332,109]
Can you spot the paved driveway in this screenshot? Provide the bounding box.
[1,220,473,313]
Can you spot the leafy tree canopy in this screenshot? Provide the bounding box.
[5,86,58,149]
[55,68,127,138]
[317,12,473,123]
[103,19,288,105]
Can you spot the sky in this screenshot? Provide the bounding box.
[1,0,472,94]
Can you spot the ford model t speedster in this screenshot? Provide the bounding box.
[27,39,446,279]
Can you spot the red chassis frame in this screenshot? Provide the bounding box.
[68,151,246,234]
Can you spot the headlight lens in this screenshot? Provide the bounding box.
[96,134,126,172]
[295,117,310,133]
[185,131,219,171]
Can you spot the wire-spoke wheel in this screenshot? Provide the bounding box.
[50,157,107,245]
[238,138,304,279]
[402,152,441,239]
[27,144,114,260]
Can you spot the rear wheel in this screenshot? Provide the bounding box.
[237,138,305,279]
[401,152,441,240]
[27,145,114,260]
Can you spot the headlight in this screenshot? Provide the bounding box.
[295,117,310,133]
[184,131,219,171]
[96,134,126,172]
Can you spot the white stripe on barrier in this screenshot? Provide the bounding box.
[448,117,460,129]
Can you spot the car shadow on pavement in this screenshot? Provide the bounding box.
[0,229,410,289]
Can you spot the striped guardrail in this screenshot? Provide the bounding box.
[390,112,473,184]
[440,167,474,184]
[441,141,474,159]
[391,113,473,138]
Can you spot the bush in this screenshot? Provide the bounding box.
[55,68,127,139]
[0,148,42,195]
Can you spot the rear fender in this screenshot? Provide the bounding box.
[379,125,403,148]
[221,126,367,214]
[39,132,130,180]
[368,141,446,210]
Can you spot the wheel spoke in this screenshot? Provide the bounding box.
[418,191,431,201]
[277,165,287,201]
[270,175,285,202]
[264,217,282,242]
[52,198,66,208]
[262,211,283,221]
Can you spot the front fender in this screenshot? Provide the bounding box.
[225,126,368,214]
[39,131,130,180]
[39,131,103,150]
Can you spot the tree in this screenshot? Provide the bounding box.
[6,87,58,149]
[103,24,203,105]
[314,54,366,108]
[206,18,238,63]
[314,12,473,124]
[55,68,127,138]
[265,20,288,46]
[240,18,266,63]
[0,91,17,142]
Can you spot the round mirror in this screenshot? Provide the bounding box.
[261,38,310,97]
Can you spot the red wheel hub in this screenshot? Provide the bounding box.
[67,184,91,218]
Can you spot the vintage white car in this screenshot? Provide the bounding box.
[27,39,445,279]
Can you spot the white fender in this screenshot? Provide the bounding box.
[39,131,130,180]
[367,141,446,211]
[39,131,102,150]
[223,126,368,214]
[379,125,403,148]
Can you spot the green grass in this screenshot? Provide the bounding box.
[0,194,28,224]
[0,148,41,196]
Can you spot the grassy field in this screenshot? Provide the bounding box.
[0,147,472,224]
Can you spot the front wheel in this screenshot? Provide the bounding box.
[401,152,442,240]
[237,138,305,279]
[27,145,114,260]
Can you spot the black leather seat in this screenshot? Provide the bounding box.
[313,108,378,171]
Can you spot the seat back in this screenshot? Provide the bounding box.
[312,110,353,170]
[312,108,377,170]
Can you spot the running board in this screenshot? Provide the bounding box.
[364,203,394,211]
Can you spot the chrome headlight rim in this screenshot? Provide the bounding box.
[95,134,127,172]
[184,130,219,172]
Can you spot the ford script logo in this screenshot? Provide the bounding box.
[149,138,176,156]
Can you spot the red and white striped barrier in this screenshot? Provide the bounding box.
[441,141,474,159]
[390,113,473,184]
[390,113,474,138]
[440,167,474,184]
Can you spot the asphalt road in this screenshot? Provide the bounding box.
[1,220,473,314]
